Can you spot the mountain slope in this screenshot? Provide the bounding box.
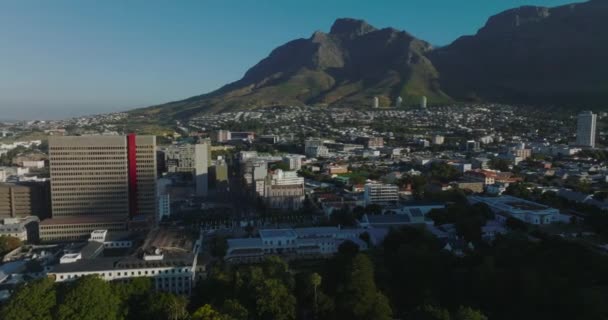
[135,0,608,120]
[135,18,449,119]
[429,0,608,107]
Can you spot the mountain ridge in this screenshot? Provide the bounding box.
[133,0,607,120]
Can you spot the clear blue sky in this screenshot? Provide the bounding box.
[0,0,585,120]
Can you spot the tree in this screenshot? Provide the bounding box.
[310,273,322,318]
[429,162,461,182]
[0,277,56,320]
[192,304,230,320]
[56,276,121,320]
[489,158,510,172]
[454,306,487,320]
[142,292,189,320]
[336,254,392,320]
[594,191,608,202]
[337,240,360,257]
[210,235,229,258]
[0,235,22,255]
[255,278,296,320]
[369,292,393,320]
[411,305,451,320]
[221,299,248,320]
[113,277,153,319]
[505,217,527,231]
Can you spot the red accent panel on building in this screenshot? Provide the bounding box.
[127,134,138,217]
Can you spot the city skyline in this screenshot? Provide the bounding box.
[0,0,586,120]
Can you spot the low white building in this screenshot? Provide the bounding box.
[469,195,560,225]
[49,229,202,295]
[225,227,367,263]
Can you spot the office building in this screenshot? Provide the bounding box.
[164,143,210,197]
[212,158,229,193]
[420,96,427,109]
[215,130,230,143]
[263,170,305,210]
[0,182,50,219]
[44,135,156,241]
[373,96,379,108]
[396,96,403,108]
[576,111,597,148]
[356,136,384,149]
[364,183,399,205]
[305,145,329,158]
[466,140,481,152]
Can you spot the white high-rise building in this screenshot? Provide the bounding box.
[432,135,445,145]
[283,155,303,171]
[364,183,399,205]
[576,111,597,148]
[420,96,427,109]
[373,96,379,108]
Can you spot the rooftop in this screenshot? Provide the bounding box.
[40,215,127,226]
[259,229,298,239]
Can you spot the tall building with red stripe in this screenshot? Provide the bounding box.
[42,135,156,242]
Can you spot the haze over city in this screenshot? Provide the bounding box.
[0,0,585,120]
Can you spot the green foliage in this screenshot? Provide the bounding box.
[0,145,28,166]
[335,254,392,320]
[576,149,608,161]
[270,161,290,171]
[505,182,532,198]
[428,162,461,182]
[0,278,56,320]
[505,216,528,231]
[209,235,229,258]
[412,305,451,320]
[488,158,511,172]
[255,279,296,320]
[427,203,493,242]
[454,306,487,320]
[0,235,22,255]
[220,299,248,320]
[141,292,189,320]
[192,304,230,320]
[56,276,121,320]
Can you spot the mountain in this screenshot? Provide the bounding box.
[135,18,449,119]
[135,0,608,120]
[430,0,608,107]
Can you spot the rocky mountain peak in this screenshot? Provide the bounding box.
[329,18,377,38]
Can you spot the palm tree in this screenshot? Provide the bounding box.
[310,272,322,319]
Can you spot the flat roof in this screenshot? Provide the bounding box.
[51,251,194,274]
[40,215,127,226]
[259,229,297,239]
[227,238,263,248]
